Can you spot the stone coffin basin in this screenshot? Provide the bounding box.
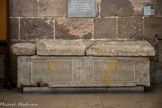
[12,40,155,88]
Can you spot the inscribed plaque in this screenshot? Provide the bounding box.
[68,0,96,18]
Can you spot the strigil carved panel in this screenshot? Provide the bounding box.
[31,60,73,84]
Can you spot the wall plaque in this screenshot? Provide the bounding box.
[68,0,96,18]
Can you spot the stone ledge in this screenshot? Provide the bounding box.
[36,40,88,56]
[86,41,155,56]
[23,87,144,93]
[11,43,36,55]
[11,40,155,56]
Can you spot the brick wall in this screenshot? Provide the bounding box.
[8,0,162,86]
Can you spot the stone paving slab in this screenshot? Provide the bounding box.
[0,87,162,108]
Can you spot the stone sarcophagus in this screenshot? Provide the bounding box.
[12,40,155,88]
[18,56,150,87]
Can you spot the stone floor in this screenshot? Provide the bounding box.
[0,87,162,108]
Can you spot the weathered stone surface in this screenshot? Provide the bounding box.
[155,70,162,85]
[20,18,54,40]
[101,0,133,17]
[151,60,162,85]
[10,0,38,17]
[131,0,155,16]
[153,61,162,70]
[144,17,162,39]
[36,40,87,55]
[23,87,145,93]
[10,18,19,39]
[158,40,162,62]
[55,18,92,40]
[86,41,155,56]
[17,56,150,87]
[11,43,36,55]
[96,2,99,18]
[150,61,157,84]
[10,41,37,86]
[94,18,116,39]
[118,17,143,39]
[150,61,162,84]
[17,56,31,87]
[96,0,100,4]
[39,0,66,17]
[155,0,162,16]
[136,58,150,86]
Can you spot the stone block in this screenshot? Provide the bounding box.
[36,40,87,55]
[94,18,116,39]
[144,17,162,39]
[155,0,162,16]
[10,18,19,39]
[10,0,38,17]
[20,18,54,40]
[136,59,150,86]
[150,61,162,85]
[39,0,67,17]
[101,0,133,17]
[17,56,150,87]
[9,41,32,86]
[17,56,31,87]
[158,40,162,62]
[118,17,143,39]
[131,0,155,16]
[23,87,144,93]
[55,18,92,40]
[155,70,162,85]
[23,87,75,93]
[150,61,162,71]
[96,2,100,18]
[86,41,155,56]
[11,43,36,55]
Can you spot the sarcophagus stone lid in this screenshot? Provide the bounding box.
[11,43,36,55]
[36,40,88,56]
[86,41,155,56]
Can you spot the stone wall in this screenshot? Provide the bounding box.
[8,0,162,86]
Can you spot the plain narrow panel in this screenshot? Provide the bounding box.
[0,0,7,41]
